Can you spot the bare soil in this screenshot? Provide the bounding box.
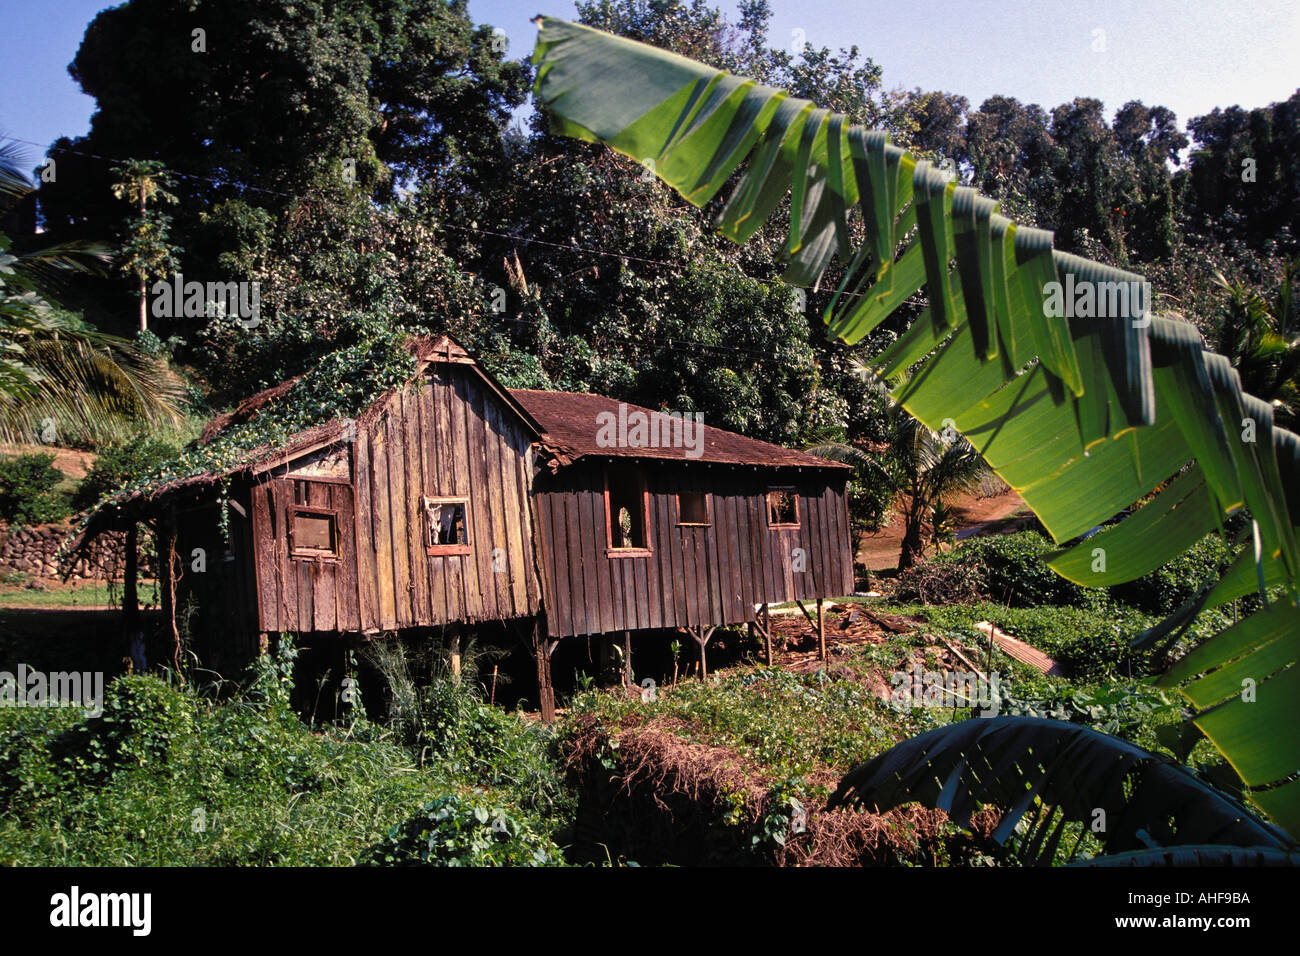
[0,443,97,481]
[857,488,1033,571]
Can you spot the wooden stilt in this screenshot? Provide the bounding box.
[599,634,612,687]
[123,523,142,670]
[622,630,633,687]
[533,617,556,723]
[158,510,182,677]
[761,604,773,663]
[449,631,462,682]
[690,626,717,680]
[816,598,827,663]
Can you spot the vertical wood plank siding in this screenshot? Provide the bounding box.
[531,460,853,639]
[252,363,543,632]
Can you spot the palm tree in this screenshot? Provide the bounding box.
[0,138,184,444]
[110,159,180,333]
[808,389,990,569]
[1211,260,1299,429]
[528,17,1300,844]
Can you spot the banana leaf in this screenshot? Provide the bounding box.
[531,16,1300,837]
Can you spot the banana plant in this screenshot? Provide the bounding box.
[828,717,1296,864]
[530,17,1300,838]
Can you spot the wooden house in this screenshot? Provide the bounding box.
[77,336,853,716]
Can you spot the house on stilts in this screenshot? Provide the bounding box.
[74,335,854,718]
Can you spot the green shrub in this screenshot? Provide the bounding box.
[0,705,86,807]
[364,794,565,866]
[0,664,573,866]
[0,453,72,524]
[85,675,196,772]
[417,679,571,818]
[73,433,182,510]
[1111,533,1235,615]
[898,531,1099,608]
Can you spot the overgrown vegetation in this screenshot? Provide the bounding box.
[0,453,72,525]
[0,640,571,866]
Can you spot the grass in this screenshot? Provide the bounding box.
[0,581,133,608]
[568,658,953,803]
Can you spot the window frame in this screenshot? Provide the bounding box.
[765,486,801,529]
[287,505,340,561]
[675,490,711,526]
[603,468,652,557]
[422,495,473,556]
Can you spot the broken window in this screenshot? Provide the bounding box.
[423,497,471,554]
[605,467,649,552]
[289,507,338,558]
[677,491,709,525]
[766,487,799,527]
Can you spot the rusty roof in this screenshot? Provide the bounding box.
[509,389,851,471]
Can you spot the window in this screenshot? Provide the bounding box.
[766,487,799,527]
[289,507,338,559]
[677,491,710,525]
[605,467,650,554]
[423,497,471,555]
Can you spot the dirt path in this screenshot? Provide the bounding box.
[857,488,1032,571]
[0,443,97,480]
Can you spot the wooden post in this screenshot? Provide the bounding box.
[817,598,827,663]
[123,523,142,670]
[622,630,633,688]
[449,631,462,682]
[691,626,716,680]
[762,603,773,664]
[157,510,182,677]
[533,618,556,723]
[598,634,612,687]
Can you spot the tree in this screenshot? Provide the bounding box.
[0,140,184,444]
[1182,90,1300,256]
[111,160,180,332]
[1211,258,1300,429]
[36,0,530,331]
[808,388,991,569]
[529,16,1300,841]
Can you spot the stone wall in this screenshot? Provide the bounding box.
[0,522,152,581]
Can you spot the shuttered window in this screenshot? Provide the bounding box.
[289,507,338,559]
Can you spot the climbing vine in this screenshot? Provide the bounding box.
[78,330,420,539]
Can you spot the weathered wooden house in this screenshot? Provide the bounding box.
[78,336,853,716]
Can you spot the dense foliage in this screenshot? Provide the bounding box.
[0,645,570,866]
[21,0,1294,455]
[0,453,72,525]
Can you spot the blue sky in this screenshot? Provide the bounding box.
[3,0,1298,168]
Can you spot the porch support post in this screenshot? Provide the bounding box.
[123,523,143,670]
[533,617,556,723]
[690,626,717,680]
[817,598,827,663]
